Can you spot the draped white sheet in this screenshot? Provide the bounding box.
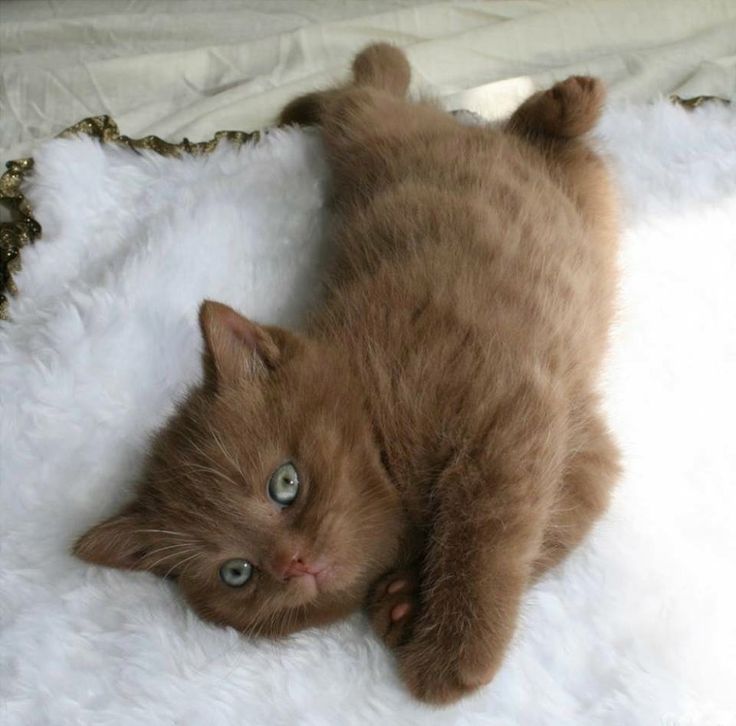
[2,0,735,161]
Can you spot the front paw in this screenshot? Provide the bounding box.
[396,632,498,705]
[366,569,419,649]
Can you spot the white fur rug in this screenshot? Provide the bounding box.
[1,102,735,726]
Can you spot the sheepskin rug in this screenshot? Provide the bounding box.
[1,101,735,726]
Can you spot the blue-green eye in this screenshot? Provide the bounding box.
[219,559,253,587]
[267,462,300,506]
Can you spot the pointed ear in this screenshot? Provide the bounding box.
[73,508,149,571]
[199,300,281,387]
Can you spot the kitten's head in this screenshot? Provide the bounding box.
[74,301,405,636]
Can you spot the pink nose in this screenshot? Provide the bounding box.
[272,553,321,581]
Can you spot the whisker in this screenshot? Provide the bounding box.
[144,542,198,559]
[163,552,203,580]
[180,553,205,578]
[146,547,197,572]
[207,425,246,481]
[173,463,240,488]
[188,438,239,479]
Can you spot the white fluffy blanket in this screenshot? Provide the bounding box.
[1,102,735,726]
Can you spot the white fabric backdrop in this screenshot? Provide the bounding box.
[2,0,736,161]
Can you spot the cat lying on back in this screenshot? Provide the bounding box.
[75,43,620,704]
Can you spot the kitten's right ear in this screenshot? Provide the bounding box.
[73,507,148,570]
[198,300,280,387]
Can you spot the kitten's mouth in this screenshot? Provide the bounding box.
[289,565,334,599]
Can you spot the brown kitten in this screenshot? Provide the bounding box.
[75,44,620,704]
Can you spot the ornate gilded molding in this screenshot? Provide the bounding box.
[0,157,38,317]
[0,116,257,319]
[670,94,730,110]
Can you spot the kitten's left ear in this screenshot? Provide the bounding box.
[199,300,287,387]
[73,506,150,570]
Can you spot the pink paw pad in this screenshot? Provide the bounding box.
[391,602,412,621]
[387,579,407,594]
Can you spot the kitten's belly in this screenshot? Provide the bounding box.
[325,139,615,510]
[333,183,606,359]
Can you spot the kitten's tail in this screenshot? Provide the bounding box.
[279,43,410,126]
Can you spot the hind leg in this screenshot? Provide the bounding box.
[534,404,620,578]
[290,85,454,214]
[507,76,605,140]
[279,42,410,127]
[508,76,615,234]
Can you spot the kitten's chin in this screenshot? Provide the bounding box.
[290,573,320,602]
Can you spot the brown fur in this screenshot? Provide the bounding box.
[74,44,620,704]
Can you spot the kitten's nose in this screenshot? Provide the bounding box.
[271,552,320,581]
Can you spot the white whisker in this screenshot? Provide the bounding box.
[163,552,203,580]
[147,547,196,572]
[208,425,246,481]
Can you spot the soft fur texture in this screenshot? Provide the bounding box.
[73,46,619,704]
[1,95,735,722]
